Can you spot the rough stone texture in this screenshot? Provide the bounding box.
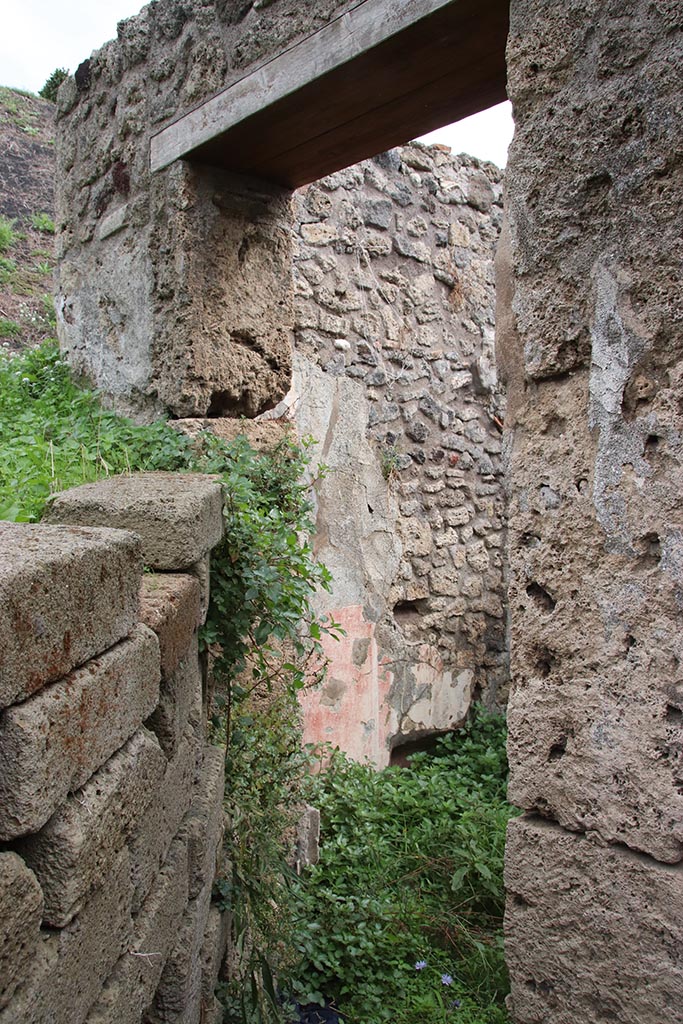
[16,728,166,927]
[0,625,160,840]
[140,574,201,677]
[502,0,683,865]
[291,145,506,762]
[145,883,212,1024]
[0,850,133,1024]
[129,730,197,912]
[179,745,225,900]
[0,853,43,1010]
[200,906,229,1008]
[44,472,224,570]
[54,1,357,419]
[0,521,141,710]
[505,817,683,1024]
[85,839,189,1024]
[147,636,202,759]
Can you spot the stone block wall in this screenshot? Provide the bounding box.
[0,473,228,1024]
[501,0,683,1019]
[289,143,507,762]
[54,0,358,421]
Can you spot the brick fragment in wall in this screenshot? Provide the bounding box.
[146,635,202,759]
[178,745,225,900]
[505,817,683,1024]
[0,522,141,711]
[85,839,189,1024]
[139,574,201,677]
[16,729,166,928]
[0,625,160,841]
[129,730,196,912]
[0,850,132,1024]
[144,882,213,1024]
[0,853,43,1010]
[43,472,224,570]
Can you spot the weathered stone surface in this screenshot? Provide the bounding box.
[0,625,160,840]
[146,883,212,1024]
[85,840,189,1024]
[0,853,43,1010]
[200,906,229,1008]
[0,850,132,1024]
[140,574,201,677]
[502,0,683,865]
[146,637,202,759]
[44,473,224,570]
[0,522,141,710]
[16,729,166,927]
[179,745,225,900]
[505,817,683,1024]
[129,731,196,912]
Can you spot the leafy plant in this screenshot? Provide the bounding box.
[39,68,69,103]
[0,216,17,254]
[0,318,21,338]
[0,256,16,284]
[283,708,516,1024]
[30,212,55,235]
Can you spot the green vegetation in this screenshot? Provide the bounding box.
[282,708,515,1024]
[0,319,21,338]
[0,257,17,284]
[39,68,69,103]
[0,216,18,254]
[30,212,55,235]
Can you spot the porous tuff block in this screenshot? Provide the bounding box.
[129,731,196,912]
[0,625,160,841]
[17,728,166,927]
[0,521,141,710]
[146,883,212,1024]
[139,574,201,677]
[44,472,224,570]
[180,745,225,900]
[505,816,683,1024]
[0,850,132,1024]
[146,637,202,759]
[85,840,189,1024]
[0,853,43,1010]
[201,996,224,1024]
[200,906,229,1007]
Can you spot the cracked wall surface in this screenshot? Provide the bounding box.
[501,0,683,1019]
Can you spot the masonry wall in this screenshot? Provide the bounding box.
[54,0,357,421]
[288,143,507,762]
[0,473,228,1024]
[501,0,683,1019]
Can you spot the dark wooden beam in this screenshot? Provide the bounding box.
[151,0,509,188]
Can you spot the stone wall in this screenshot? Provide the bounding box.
[54,0,357,421]
[501,0,683,1019]
[288,143,507,763]
[0,473,228,1024]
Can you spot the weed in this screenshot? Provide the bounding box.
[35,261,52,275]
[0,216,18,254]
[0,319,21,338]
[380,443,400,480]
[0,256,16,284]
[30,213,55,235]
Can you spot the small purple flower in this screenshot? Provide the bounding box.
[441,974,453,986]
[414,960,427,971]
[450,999,462,1009]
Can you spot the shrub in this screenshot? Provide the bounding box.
[39,68,69,103]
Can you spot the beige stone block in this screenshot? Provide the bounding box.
[44,472,224,570]
[505,816,683,1024]
[130,732,196,911]
[200,906,229,1007]
[147,637,202,759]
[17,729,166,927]
[0,625,160,841]
[145,883,212,1024]
[140,574,201,677]
[85,839,189,1024]
[0,522,141,710]
[0,850,132,1024]
[179,745,225,900]
[0,853,43,1010]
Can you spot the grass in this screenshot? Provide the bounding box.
[30,212,55,234]
[0,216,18,254]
